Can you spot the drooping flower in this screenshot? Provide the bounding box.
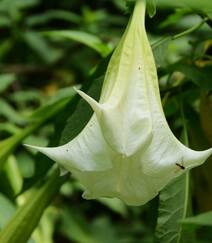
[26,0,212,206]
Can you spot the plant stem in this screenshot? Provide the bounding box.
[172,17,208,40]
[176,100,192,243]
[151,17,208,50]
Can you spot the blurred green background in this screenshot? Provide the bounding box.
[0,0,212,242]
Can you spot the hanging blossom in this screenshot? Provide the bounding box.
[26,0,212,206]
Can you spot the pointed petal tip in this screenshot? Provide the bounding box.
[23,143,40,150]
[184,147,212,169]
[204,147,212,159]
[75,89,101,115]
[24,143,64,167]
[23,143,52,155]
[197,147,212,162]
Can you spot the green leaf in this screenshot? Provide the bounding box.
[27,10,81,26]
[168,62,212,90]
[59,207,98,243]
[0,16,11,27]
[155,174,194,243]
[181,211,212,228]
[16,152,35,178]
[0,0,40,11]
[0,193,16,230]
[59,208,118,243]
[159,8,192,29]
[31,207,57,243]
[0,40,12,59]
[23,31,62,64]
[9,90,44,104]
[0,136,23,171]
[0,74,15,93]
[59,55,110,145]
[155,102,195,243]
[157,0,212,15]
[147,0,157,18]
[0,123,20,135]
[113,0,127,11]
[152,37,171,67]
[0,99,26,124]
[0,168,67,243]
[29,87,76,121]
[0,88,75,170]
[0,155,23,197]
[43,30,111,57]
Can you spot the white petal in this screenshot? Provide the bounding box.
[180,145,212,169]
[25,116,113,172]
[79,0,153,156]
[72,155,170,206]
[24,0,212,207]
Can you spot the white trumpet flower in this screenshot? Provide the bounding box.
[26,0,212,206]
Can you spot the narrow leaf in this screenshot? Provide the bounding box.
[27,10,81,26]
[155,174,193,243]
[0,155,23,196]
[0,88,75,170]
[168,63,212,90]
[43,30,111,57]
[181,211,212,227]
[157,0,212,16]
[0,74,15,93]
[0,193,15,230]
[0,98,26,124]
[0,168,67,243]
[155,102,194,243]
[147,0,157,18]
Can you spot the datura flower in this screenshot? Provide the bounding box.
[26,0,212,206]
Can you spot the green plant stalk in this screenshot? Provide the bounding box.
[152,17,208,50]
[172,17,208,40]
[176,101,191,243]
[0,167,67,243]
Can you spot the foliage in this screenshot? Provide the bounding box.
[0,0,211,242]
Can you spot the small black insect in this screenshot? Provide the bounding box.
[175,163,185,170]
